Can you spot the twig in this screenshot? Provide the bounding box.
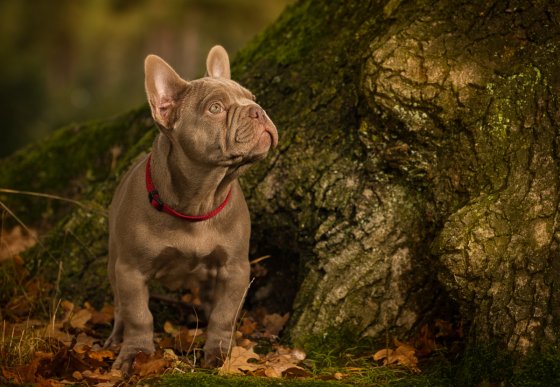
[187,306,200,366]
[249,255,272,265]
[0,188,107,217]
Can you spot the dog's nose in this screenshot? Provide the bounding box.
[248,105,262,119]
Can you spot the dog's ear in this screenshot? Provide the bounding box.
[145,55,187,130]
[206,45,231,79]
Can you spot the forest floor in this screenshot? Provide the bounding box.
[0,226,558,386]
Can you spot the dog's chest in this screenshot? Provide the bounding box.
[149,226,229,290]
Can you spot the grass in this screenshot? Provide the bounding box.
[0,320,44,368]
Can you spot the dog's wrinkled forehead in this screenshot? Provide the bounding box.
[189,77,255,106]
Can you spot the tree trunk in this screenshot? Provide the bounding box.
[2,0,560,354]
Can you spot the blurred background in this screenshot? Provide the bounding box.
[0,0,293,158]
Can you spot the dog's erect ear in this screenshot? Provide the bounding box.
[145,55,187,130]
[206,45,231,79]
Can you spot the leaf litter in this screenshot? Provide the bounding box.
[1,250,465,385]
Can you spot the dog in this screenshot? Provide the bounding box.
[104,45,278,372]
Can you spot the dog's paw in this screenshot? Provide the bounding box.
[104,321,124,348]
[112,344,154,374]
[203,347,226,368]
[103,333,122,349]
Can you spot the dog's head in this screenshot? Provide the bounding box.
[144,46,278,169]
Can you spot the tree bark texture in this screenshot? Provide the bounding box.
[236,0,560,352]
[2,0,560,354]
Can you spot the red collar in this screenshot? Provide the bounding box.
[145,154,231,221]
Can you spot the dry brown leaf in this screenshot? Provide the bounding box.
[262,313,289,336]
[260,346,307,378]
[74,332,96,353]
[291,348,306,361]
[334,372,345,380]
[61,300,75,313]
[87,349,116,362]
[238,317,258,336]
[373,348,391,361]
[0,226,37,261]
[43,324,74,346]
[85,303,114,325]
[72,370,83,380]
[238,338,255,349]
[132,351,170,377]
[69,309,92,329]
[219,346,261,375]
[163,320,179,335]
[82,369,122,383]
[181,287,202,306]
[284,367,311,378]
[264,367,282,378]
[373,341,420,373]
[173,327,195,353]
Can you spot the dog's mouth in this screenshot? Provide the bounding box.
[249,122,278,158]
[259,125,279,149]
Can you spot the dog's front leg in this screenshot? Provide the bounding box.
[111,264,155,373]
[203,259,250,367]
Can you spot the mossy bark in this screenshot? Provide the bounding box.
[2,0,560,354]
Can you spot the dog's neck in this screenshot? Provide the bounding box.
[150,135,235,217]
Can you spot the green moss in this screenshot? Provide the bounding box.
[158,373,345,387]
[295,325,376,367]
[0,106,154,311]
[0,106,153,226]
[510,349,560,387]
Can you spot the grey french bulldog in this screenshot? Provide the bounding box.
[104,45,278,372]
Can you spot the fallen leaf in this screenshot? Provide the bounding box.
[238,317,258,336]
[291,348,307,361]
[163,320,179,335]
[219,346,261,375]
[262,313,289,336]
[373,348,391,361]
[73,332,96,353]
[85,303,114,325]
[181,287,202,306]
[61,300,75,313]
[43,324,74,346]
[173,327,195,353]
[283,367,311,378]
[259,345,307,378]
[373,340,420,373]
[264,367,282,378]
[0,226,37,261]
[69,309,92,329]
[238,338,255,349]
[334,372,345,380]
[132,351,170,377]
[82,369,121,383]
[86,348,116,362]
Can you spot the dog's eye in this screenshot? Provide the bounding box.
[208,103,223,114]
